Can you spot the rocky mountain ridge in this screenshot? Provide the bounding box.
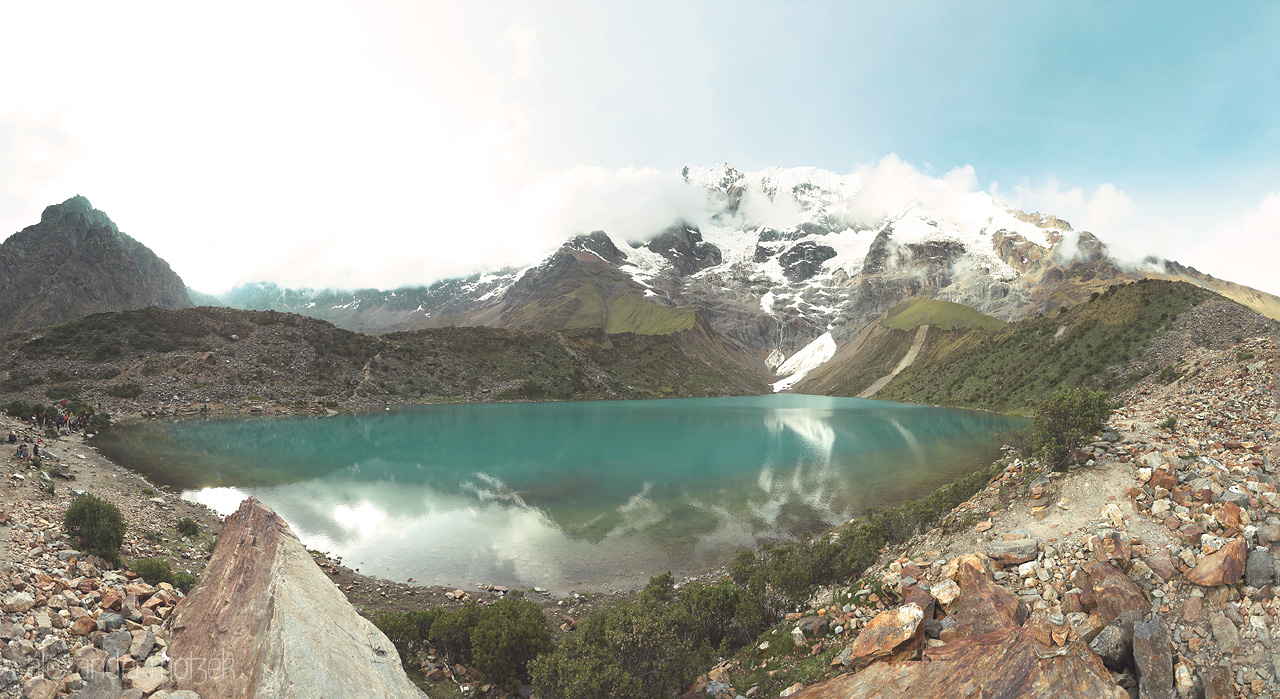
[201,165,1280,392]
[0,196,191,336]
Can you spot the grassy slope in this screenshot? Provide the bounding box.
[881,298,1008,332]
[872,279,1217,414]
[0,306,765,406]
[800,325,916,397]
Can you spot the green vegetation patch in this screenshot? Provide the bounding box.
[877,280,1217,414]
[603,294,697,335]
[881,297,1008,332]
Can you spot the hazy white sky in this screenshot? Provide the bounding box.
[1,1,1278,295]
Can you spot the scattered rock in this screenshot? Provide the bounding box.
[841,603,924,671]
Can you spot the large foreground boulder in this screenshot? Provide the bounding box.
[788,625,1126,699]
[167,498,425,698]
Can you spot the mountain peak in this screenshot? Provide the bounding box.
[0,197,191,333]
[40,195,118,234]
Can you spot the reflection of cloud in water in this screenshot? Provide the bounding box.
[164,398,1019,594]
[765,408,836,462]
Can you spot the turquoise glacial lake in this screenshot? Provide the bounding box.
[95,395,1023,593]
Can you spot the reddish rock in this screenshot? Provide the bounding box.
[1087,562,1148,625]
[1143,552,1179,581]
[69,616,96,636]
[1217,502,1242,529]
[1202,667,1234,699]
[167,498,426,698]
[1178,524,1204,545]
[952,559,1028,638]
[787,624,1127,699]
[1186,538,1247,587]
[843,604,924,671]
[902,584,935,621]
[1093,532,1131,568]
[1182,596,1203,623]
[1072,569,1097,611]
[1061,591,1084,614]
[1150,469,1177,492]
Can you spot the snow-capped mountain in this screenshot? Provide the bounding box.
[206,163,1275,389]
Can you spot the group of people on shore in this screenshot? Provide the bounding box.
[28,402,91,435]
[7,430,42,461]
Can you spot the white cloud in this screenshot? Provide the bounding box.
[1186,191,1280,292]
[1006,179,1136,235]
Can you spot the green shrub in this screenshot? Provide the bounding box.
[87,413,112,433]
[176,517,199,538]
[471,594,554,685]
[44,384,81,400]
[428,602,483,661]
[1159,416,1178,431]
[1029,386,1113,471]
[530,574,762,699]
[64,494,126,566]
[1238,350,1256,361]
[374,608,443,661]
[128,557,199,592]
[141,488,155,496]
[104,384,143,399]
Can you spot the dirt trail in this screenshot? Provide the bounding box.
[859,324,929,398]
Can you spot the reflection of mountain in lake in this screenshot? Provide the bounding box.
[103,395,1023,593]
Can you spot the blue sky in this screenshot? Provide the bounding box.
[518,1,1279,199]
[1,1,1277,293]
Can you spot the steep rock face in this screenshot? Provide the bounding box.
[644,224,722,275]
[168,497,425,699]
[210,163,1280,379]
[0,196,191,334]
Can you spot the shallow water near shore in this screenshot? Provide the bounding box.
[95,395,1023,593]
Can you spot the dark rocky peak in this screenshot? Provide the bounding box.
[39,194,118,233]
[565,230,627,266]
[645,223,722,276]
[0,196,191,334]
[779,241,838,283]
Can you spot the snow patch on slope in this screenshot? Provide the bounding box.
[771,332,837,393]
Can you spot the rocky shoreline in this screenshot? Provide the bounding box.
[0,332,1273,698]
[694,334,1276,698]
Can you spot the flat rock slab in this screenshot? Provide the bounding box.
[1186,538,1247,587]
[167,497,425,699]
[986,537,1039,566]
[788,625,1127,699]
[1132,617,1173,699]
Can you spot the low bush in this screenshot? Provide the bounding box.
[104,384,143,399]
[375,594,554,686]
[530,575,765,699]
[1029,386,1113,471]
[128,557,198,592]
[471,594,554,685]
[64,494,126,566]
[1159,416,1178,431]
[176,517,199,538]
